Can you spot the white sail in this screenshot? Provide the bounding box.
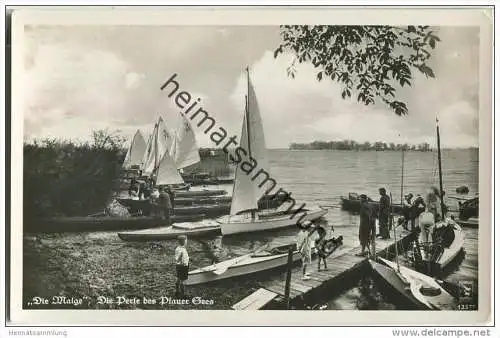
[156,149,185,185]
[157,117,176,164]
[230,72,269,216]
[122,129,147,169]
[170,113,201,169]
[141,123,159,174]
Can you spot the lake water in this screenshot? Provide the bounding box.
[23,149,479,310]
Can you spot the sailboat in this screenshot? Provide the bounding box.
[218,68,328,236]
[122,129,147,170]
[170,112,201,172]
[117,68,327,241]
[414,119,465,274]
[369,193,457,310]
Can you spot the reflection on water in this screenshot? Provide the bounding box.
[23,149,479,309]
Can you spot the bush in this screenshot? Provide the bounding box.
[23,130,126,219]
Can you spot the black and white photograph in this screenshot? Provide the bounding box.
[8,6,493,326]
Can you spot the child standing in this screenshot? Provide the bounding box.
[174,235,189,298]
[315,225,328,271]
[296,221,314,280]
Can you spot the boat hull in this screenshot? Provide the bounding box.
[456,217,478,228]
[378,257,456,310]
[340,196,404,215]
[116,193,289,217]
[418,221,464,272]
[185,244,300,286]
[458,197,478,220]
[117,223,221,241]
[369,259,429,310]
[25,214,205,233]
[220,207,328,236]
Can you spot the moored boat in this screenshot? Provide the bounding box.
[416,219,465,273]
[369,258,456,310]
[25,214,206,234]
[186,234,345,286]
[413,119,465,274]
[117,220,222,241]
[340,193,404,214]
[458,196,478,221]
[220,207,328,236]
[456,217,478,228]
[216,68,328,236]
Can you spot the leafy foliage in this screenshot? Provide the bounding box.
[23,130,126,219]
[275,25,440,116]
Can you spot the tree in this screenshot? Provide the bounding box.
[274,25,440,116]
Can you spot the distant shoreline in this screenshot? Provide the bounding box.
[287,141,478,152]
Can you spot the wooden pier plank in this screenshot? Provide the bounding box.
[232,288,279,310]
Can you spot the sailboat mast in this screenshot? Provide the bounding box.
[245,67,256,221]
[400,147,405,205]
[153,122,159,186]
[436,118,445,219]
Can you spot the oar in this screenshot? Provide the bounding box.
[212,243,271,275]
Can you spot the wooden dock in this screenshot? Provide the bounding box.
[254,227,416,309]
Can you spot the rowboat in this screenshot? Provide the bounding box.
[24,214,206,234]
[117,220,222,241]
[340,193,404,214]
[369,258,456,310]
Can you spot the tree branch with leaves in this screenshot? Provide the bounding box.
[274,25,440,116]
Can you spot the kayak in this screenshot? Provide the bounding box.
[186,236,345,286]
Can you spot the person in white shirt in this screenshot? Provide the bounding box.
[174,235,189,298]
[296,221,315,280]
[418,206,436,261]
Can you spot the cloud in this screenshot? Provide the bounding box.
[23,25,480,149]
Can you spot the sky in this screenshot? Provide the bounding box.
[23,25,480,148]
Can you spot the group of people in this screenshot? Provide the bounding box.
[356,186,448,258]
[128,177,174,223]
[170,184,450,296]
[356,187,392,257]
[296,220,343,280]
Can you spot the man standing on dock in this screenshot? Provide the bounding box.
[377,188,391,239]
[357,194,376,257]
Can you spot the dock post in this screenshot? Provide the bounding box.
[284,247,294,309]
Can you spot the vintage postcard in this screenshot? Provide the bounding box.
[8,6,493,326]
